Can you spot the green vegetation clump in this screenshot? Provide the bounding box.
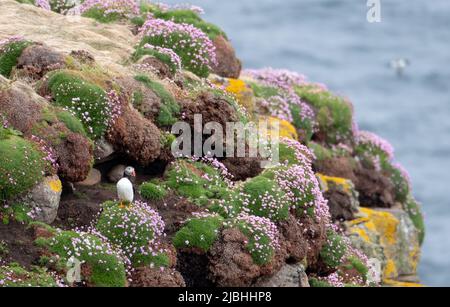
[345,256,369,283]
[241,176,290,222]
[46,71,111,139]
[0,39,32,77]
[173,215,223,252]
[95,201,168,268]
[140,181,167,201]
[36,229,127,287]
[248,81,280,99]
[404,196,425,245]
[320,230,347,268]
[165,160,229,205]
[295,85,353,144]
[134,75,180,126]
[0,131,46,201]
[278,142,300,165]
[309,277,333,288]
[0,263,59,287]
[0,203,32,225]
[55,110,87,136]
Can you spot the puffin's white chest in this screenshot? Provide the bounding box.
[117,178,134,203]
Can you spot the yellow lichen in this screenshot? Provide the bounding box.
[383,279,424,288]
[384,260,398,279]
[48,179,62,193]
[213,78,255,113]
[350,227,371,243]
[360,208,399,245]
[259,116,298,141]
[316,174,352,194]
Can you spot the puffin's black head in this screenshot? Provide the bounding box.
[124,166,136,179]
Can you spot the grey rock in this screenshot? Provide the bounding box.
[26,175,62,224]
[76,168,102,186]
[94,138,115,163]
[108,165,126,183]
[255,263,309,287]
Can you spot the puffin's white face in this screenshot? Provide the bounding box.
[124,166,136,177]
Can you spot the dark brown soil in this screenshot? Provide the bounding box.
[313,156,357,184]
[0,221,42,269]
[177,250,215,287]
[354,164,395,208]
[130,267,186,287]
[324,185,357,222]
[53,184,116,230]
[211,35,242,79]
[222,156,263,181]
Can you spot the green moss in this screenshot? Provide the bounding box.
[320,230,347,268]
[96,202,168,268]
[55,110,87,136]
[249,82,280,99]
[241,176,289,222]
[309,277,333,288]
[46,71,110,139]
[37,230,127,287]
[0,240,8,258]
[165,160,229,205]
[140,182,167,201]
[381,162,410,203]
[82,8,124,23]
[404,196,425,245]
[0,132,46,201]
[308,142,333,162]
[134,75,180,126]
[295,85,353,144]
[345,256,369,282]
[278,142,299,165]
[173,216,223,252]
[290,103,314,142]
[209,190,244,219]
[0,39,32,77]
[0,263,58,287]
[236,221,274,265]
[0,203,32,225]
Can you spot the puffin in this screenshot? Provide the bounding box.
[117,166,136,205]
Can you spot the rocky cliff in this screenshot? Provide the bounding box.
[0,0,424,287]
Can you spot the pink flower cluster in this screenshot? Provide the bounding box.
[0,36,25,52]
[143,43,182,71]
[106,90,123,129]
[392,162,412,189]
[234,213,280,259]
[154,2,205,15]
[35,0,51,11]
[139,17,217,68]
[243,68,306,91]
[356,130,395,160]
[280,137,315,165]
[243,68,316,128]
[30,135,59,173]
[80,0,139,18]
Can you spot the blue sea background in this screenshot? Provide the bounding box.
[164,0,450,286]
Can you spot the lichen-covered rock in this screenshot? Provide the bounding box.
[347,207,421,282]
[23,175,62,224]
[255,263,309,287]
